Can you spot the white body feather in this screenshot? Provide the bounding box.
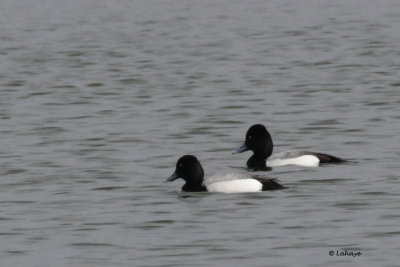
[267,154,319,167]
[204,172,263,193]
[206,179,262,193]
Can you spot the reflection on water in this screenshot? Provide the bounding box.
[1,0,400,266]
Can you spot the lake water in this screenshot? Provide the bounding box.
[1,0,400,266]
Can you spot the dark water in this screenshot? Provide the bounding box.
[1,0,400,266]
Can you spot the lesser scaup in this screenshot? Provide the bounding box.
[233,124,346,170]
[165,155,285,192]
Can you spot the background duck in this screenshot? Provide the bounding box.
[233,124,346,171]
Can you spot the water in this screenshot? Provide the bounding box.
[1,0,400,266]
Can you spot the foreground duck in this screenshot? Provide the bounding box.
[233,124,346,171]
[165,155,285,192]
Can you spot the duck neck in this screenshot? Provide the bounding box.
[247,154,268,171]
[246,138,273,171]
[182,165,207,192]
[182,183,207,192]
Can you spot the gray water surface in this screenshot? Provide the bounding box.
[1,0,400,266]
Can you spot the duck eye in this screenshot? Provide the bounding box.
[179,163,183,167]
[248,135,252,139]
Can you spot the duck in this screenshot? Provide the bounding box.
[233,124,346,171]
[165,155,285,192]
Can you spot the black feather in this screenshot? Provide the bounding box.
[301,151,346,164]
[251,175,286,190]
